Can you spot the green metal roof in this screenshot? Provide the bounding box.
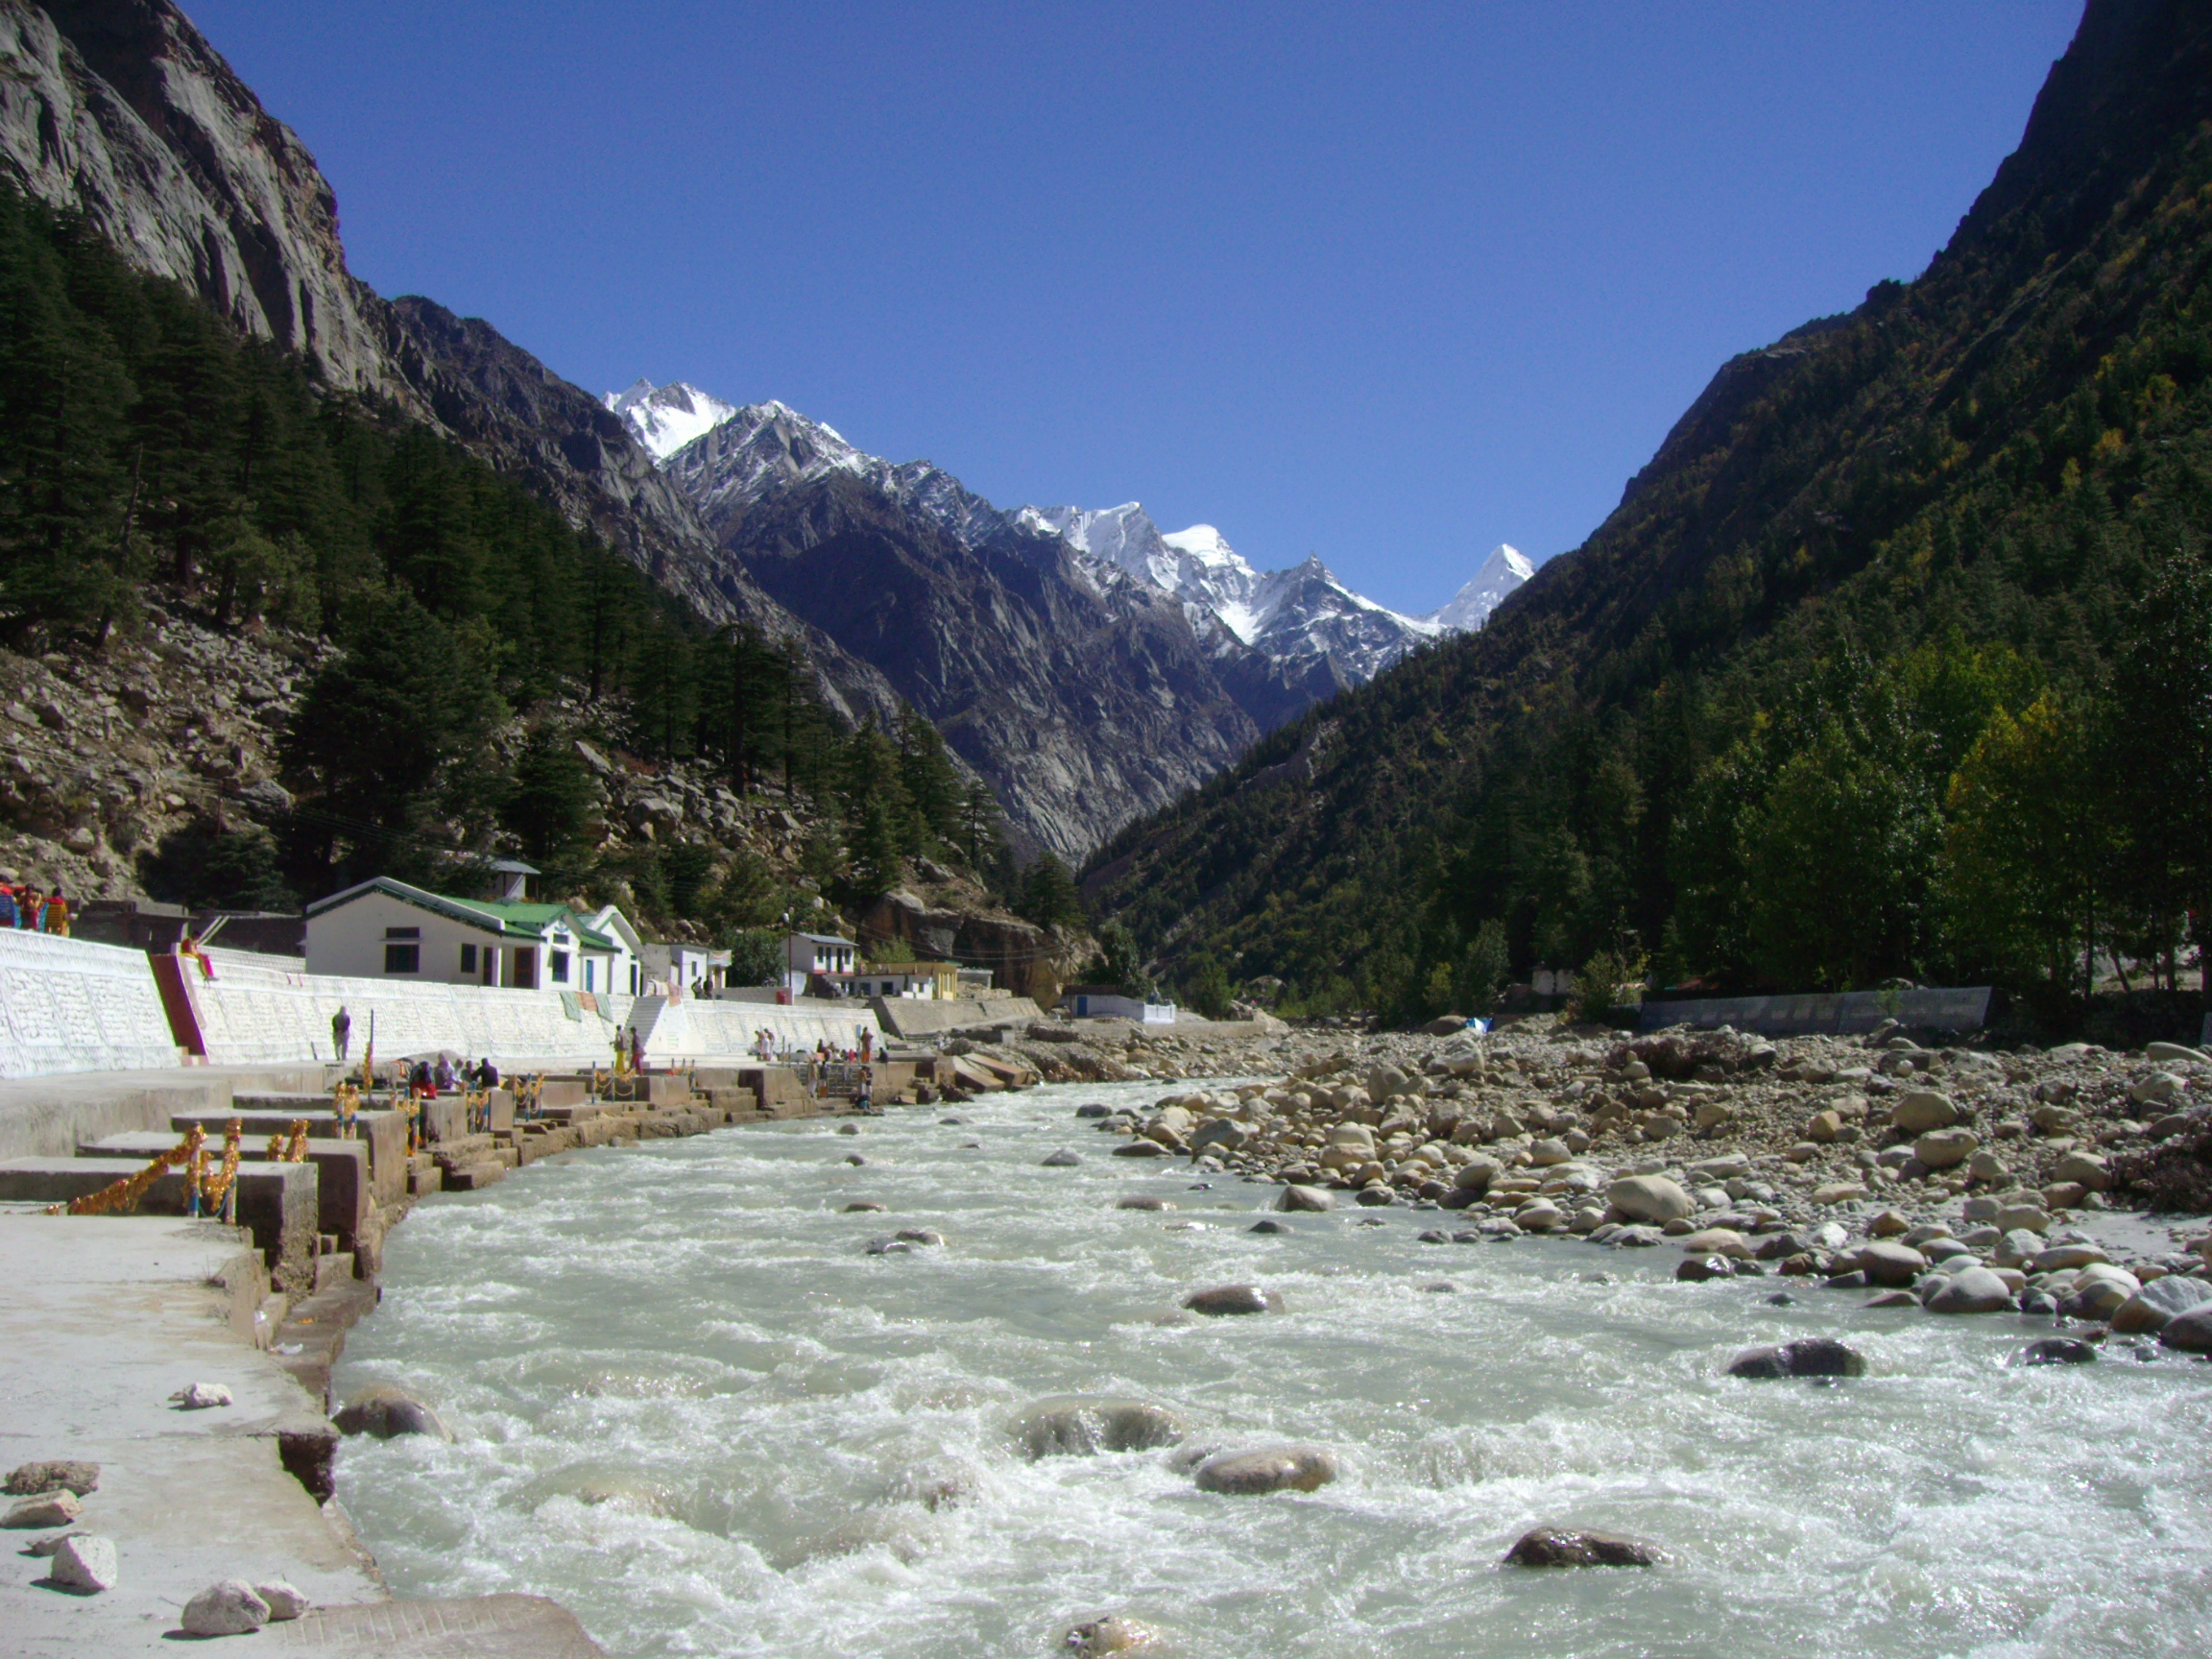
[305,878,622,950]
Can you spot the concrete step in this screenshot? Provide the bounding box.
[85,1130,369,1251]
[409,1162,444,1196]
[314,1250,355,1294]
[0,1157,318,1290]
[173,1107,408,1206]
[270,1272,380,1409]
[445,1161,506,1191]
[267,1592,607,1655]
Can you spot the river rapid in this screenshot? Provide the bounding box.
[334,1079,2212,1658]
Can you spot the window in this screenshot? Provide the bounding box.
[460,944,477,974]
[630,963,639,995]
[384,942,420,974]
[584,961,595,992]
[550,950,569,983]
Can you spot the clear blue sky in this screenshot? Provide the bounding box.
[191,0,2081,613]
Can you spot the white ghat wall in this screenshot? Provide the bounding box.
[177,952,625,1068]
[0,930,183,1079]
[627,996,882,1063]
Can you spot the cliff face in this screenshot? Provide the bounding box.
[0,0,915,734]
[0,0,390,394]
[719,472,1260,861]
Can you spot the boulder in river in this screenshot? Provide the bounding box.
[1727,1337,1865,1380]
[843,1200,887,1213]
[1042,1150,1082,1167]
[1112,1141,1167,1159]
[1855,1241,1928,1286]
[1192,1444,1338,1494]
[1016,1396,1189,1459]
[332,1385,452,1441]
[1183,1285,1284,1316]
[1675,1255,1734,1283]
[1118,1195,1172,1212]
[1608,1175,1693,1224]
[2015,1337,2098,1366]
[1924,1267,2016,1314]
[1278,1184,1333,1213]
[1503,1527,1666,1568]
[2110,1276,2212,1334]
[1063,1615,1162,1655]
[2157,1305,2212,1353]
[1248,1218,1286,1234]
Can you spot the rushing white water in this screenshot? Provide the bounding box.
[334,1081,2212,1658]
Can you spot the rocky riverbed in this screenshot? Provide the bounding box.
[331,1062,2212,1659]
[1047,1017,2212,1338]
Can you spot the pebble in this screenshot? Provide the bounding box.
[47,1532,117,1593]
[169,1382,232,1409]
[180,1580,271,1637]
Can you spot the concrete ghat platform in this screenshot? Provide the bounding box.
[0,1215,609,1656]
[0,1214,380,1655]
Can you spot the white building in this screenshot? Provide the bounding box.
[303,876,635,999]
[783,932,858,998]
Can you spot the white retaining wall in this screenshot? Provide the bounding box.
[179,954,623,1068]
[0,930,182,1079]
[629,996,882,1064]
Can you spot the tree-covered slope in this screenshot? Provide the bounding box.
[1085,0,2212,1022]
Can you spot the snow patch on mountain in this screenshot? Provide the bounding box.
[603,378,742,461]
[1424,543,1533,633]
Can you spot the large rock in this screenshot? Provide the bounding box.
[2157,1305,2212,1353]
[1608,1175,1694,1224]
[1891,1090,1959,1133]
[1503,1527,1665,1567]
[2016,1337,2098,1366]
[2115,1275,2212,1334]
[1183,1285,1284,1316]
[48,1532,117,1593]
[1856,1241,1929,1286]
[180,1580,271,1637]
[3,1460,98,1497]
[1041,1150,1081,1166]
[1015,1397,1188,1459]
[3,1491,81,1528]
[1727,1338,1865,1380]
[331,1384,452,1441]
[256,1581,310,1621]
[1924,1267,2015,1314]
[2053,1151,2109,1190]
[1192,1444,1338,1494]
[1278,1185,1334,1213]
[1063,1615,1162,1655]
[1913,1128,1978,1170]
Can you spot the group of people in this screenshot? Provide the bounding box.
[0,881,68,934]
[405,1056,501,1097]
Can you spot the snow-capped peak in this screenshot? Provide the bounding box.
[604,379,742,462]
[1424,543,1533,633]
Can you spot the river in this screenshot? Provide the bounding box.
[333,1079,2212,1658]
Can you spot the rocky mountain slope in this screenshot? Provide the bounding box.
[619,382,1533,842]
[0,0,914,734]
[1083,0,2212,1018]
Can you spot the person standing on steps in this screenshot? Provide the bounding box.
[332,1005,351,1062]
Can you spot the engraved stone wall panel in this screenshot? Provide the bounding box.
[0,931,182,1079]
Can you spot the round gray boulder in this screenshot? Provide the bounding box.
[1503,1527,1665,1567]
[1183,1284,1285,1316]
[180,1580,271,1637]
[1016,1396,1190,1459]
[1192,1443,1338,1494]
[332,1385,452,1442]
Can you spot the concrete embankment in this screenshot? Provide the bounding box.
[0,1046,1020,1655]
